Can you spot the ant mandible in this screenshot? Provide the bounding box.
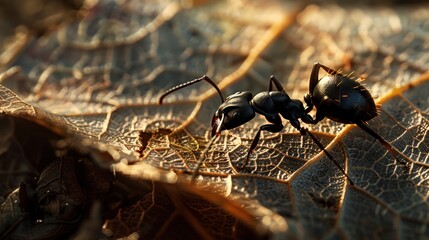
[159,63,405,185]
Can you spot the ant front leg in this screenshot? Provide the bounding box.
[241,115,283,169]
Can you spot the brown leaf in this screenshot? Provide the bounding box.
[0,0,428,239]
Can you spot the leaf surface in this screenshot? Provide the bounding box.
[0,0,428,239]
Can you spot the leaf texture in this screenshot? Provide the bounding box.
[0,0,428,239]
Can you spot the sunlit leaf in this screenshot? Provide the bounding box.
[0,0,428,239]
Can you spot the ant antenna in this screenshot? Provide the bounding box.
[159,75,225,104]
[159,75,226,182]
[300,128,355,186]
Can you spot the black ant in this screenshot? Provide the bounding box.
[159,63,406,185]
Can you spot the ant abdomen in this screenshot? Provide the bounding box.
[311,73,377,124]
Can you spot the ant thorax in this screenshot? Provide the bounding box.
[250,91,290,117]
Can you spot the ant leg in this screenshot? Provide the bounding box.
[309,63,322,94]
[318,63,341,75]
[240,115,283,168]
[241,123,284,169]
[191,134,219,182]
[159,75,225,104]
[309,63,341,93]
[303,93,314,113]
[355,121,407,166]
[268,75,285,92]
[305,94,327,124]
[314,110,326,124]
[300,128,355,186]
[300,113,315,125]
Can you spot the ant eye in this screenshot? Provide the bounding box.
[232,111,240,118]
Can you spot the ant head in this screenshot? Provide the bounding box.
[211,92,256,136]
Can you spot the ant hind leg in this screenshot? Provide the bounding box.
[300,128,355,185]
[309,63,342,93]
[268,75,285,92]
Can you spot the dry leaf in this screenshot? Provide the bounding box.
[0,0,428,239]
